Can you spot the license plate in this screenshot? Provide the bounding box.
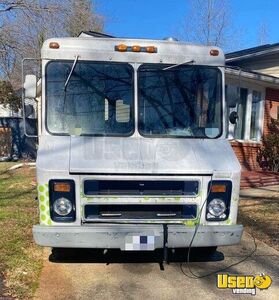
[124,234,156,251]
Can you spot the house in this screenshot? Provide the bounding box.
[0,94,36,160]
[225,43,279,187]
[0,103,22,159]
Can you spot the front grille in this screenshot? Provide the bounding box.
[83,180,199,196]
[83,204,197,220]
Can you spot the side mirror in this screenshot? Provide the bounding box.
[24,75,37,99]
[226,86,238,108]
[229,111,238,124]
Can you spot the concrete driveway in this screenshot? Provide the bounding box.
[35,231,279,300]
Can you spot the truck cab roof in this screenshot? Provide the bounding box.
[41,35,225,66]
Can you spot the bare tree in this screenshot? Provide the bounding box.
[0,1,38,12]
[181,0,238,50]
[258,22,269,45]
[0,0,104,98]
[64,0,104,37]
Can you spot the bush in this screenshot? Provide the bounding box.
[0,81,20,112]
[257,119,279,172]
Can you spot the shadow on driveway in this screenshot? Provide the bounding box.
[49,247,224,268]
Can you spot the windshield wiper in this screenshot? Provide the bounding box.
[163,60,195,71]
[64,55,79,90]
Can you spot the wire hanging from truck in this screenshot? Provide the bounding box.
[180,174,258,279]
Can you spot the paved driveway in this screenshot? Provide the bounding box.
[35,231,279,300]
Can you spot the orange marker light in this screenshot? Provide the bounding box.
[49,42,60,49]
[131,45,141,52]
[210,49,219,56]
[54,182,71,192]
[115,44,157,53]
[115,44,128,52]
[146,46,157,53]
[211,185,226,193]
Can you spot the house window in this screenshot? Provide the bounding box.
[234,88,248,140]
[226,84,264,142]
[250,91,261,140]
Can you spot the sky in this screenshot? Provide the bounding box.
[97,0,279,52]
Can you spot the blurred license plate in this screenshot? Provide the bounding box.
[125,234,155,251]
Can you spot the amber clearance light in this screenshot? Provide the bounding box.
[131,45,141,52]
[115,44,157,53]
[146,46,157,53]
[49,42,60,49]
[210,49,219,56]
[115,44,128,52]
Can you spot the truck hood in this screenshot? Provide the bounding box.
[69,136,240,174]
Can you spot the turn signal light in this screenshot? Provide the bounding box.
[211,184,227,193]
[49,42,60,49]
[210,49,219,56]
[54,182,71,192]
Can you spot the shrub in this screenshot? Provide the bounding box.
[257,119,279,172]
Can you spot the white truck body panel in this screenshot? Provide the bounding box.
[32,35,243,249]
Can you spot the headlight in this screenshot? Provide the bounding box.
[208,198,226,217]
[206,180,232,221]
[53,197,73,216]
[49,179,76,222]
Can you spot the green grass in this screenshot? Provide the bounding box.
[239,193,279,251]
[0,162,43,299]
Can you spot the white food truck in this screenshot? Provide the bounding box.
[23,32,243,256]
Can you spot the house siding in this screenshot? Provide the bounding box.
[228,53,279,78]
[230,141,261,171]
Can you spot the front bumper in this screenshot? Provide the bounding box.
[33,224,243,249]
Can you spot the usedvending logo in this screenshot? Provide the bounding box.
[217,273,272,296]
